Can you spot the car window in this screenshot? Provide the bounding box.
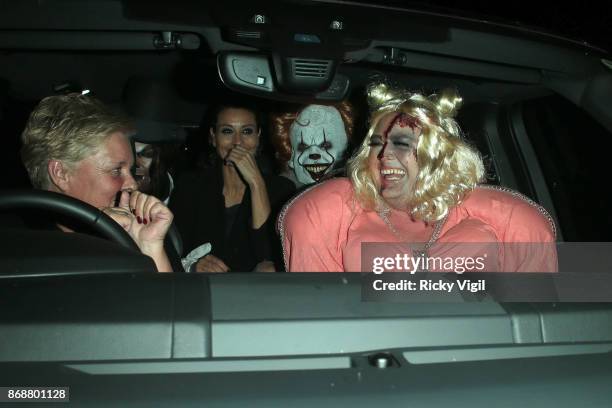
[522,95,612,241]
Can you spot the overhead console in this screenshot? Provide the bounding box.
[210,3,376,101]
[216,22,358,101]
[217,51,350,102]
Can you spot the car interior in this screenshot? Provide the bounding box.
[1,0,612,405]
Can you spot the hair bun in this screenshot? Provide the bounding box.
[367,82,463,120]
[367,82,411,111]
[367,83,393,109]
[434,88,462,118]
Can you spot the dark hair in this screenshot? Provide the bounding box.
[207,101,264,132]
[138,143,178,201]
[198,100,265,169]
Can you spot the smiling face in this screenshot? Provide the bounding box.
[289,105,348,185]
[210,108,260,164]
[367,112,422,211]
[63,131,137,208]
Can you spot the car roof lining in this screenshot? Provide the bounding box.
[1,0,610,131]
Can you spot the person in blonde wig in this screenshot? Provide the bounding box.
[280,83,557,272]
[350,84,484,221]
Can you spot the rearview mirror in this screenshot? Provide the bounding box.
[217,51,350,102]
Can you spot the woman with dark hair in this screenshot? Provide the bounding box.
[170,103,295,272]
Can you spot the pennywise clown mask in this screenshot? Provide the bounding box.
[289,105,348,185]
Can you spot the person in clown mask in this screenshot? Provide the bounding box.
[271,102,354,188]
[279,83,557,272]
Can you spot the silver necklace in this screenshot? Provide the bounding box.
[377,207,447,272]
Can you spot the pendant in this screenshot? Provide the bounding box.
[412,248,428,272]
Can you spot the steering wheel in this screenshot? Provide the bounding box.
[0,190,140,252]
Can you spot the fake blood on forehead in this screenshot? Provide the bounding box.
[383,113,420,139]
[378,113,421,160]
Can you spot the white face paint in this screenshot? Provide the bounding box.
[134,141,153,191]
[289,105,348,185]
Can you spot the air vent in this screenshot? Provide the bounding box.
[235,30,262,39]
[293,59,331,78]
[273,55,337,93]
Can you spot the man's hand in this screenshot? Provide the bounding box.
[253,260,276,272]
[195,254,230,273]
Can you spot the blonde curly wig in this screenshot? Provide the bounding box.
[348,83,485,222]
